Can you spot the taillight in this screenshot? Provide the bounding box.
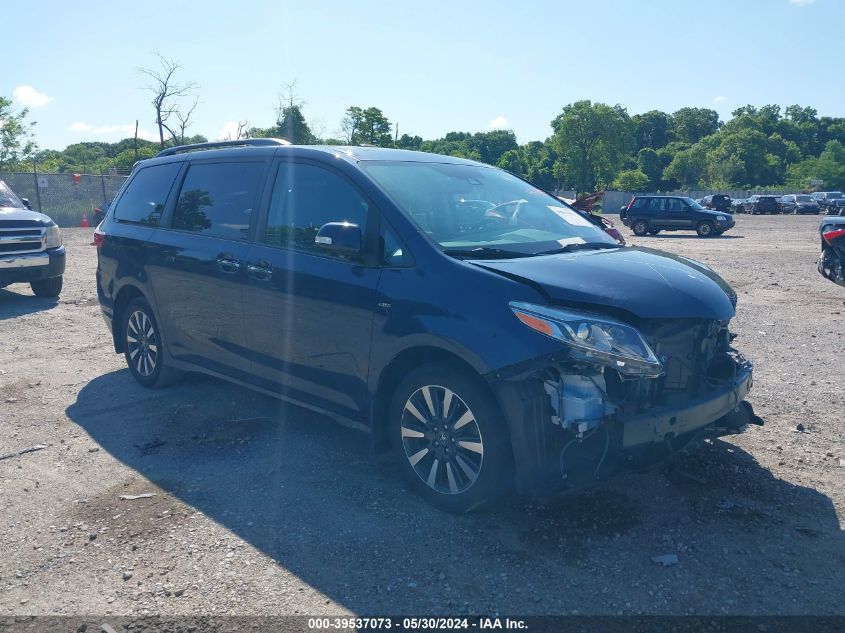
[93,228,106,249]
[822,228,845,244]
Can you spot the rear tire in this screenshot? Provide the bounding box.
[631,220,649,236]
[389,363,512,513]
[122,297,182,388]
[30,276,62,298]
[696,221,715,237]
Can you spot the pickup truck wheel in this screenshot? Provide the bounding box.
[30,275,62,298]
[696,221,715,237]
[390,363,512,513]
[122,297,182,388]
[631,220,649,236]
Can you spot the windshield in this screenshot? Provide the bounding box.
[683,197,705,210]
[796,195,813,202]
[0,181,26,209]
[361,161,616,256]
[829,192,844,199]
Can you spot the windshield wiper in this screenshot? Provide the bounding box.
[534,242,620,256]
[443,246,532,259]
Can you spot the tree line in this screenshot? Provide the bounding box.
[3,77,844,193]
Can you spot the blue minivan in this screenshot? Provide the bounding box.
[96,139,760,512]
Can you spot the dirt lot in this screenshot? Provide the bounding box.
[1,215,843,617]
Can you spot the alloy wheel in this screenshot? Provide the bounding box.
[126,309,158,377]
[400,385,483,495]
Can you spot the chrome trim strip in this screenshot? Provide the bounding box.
[0,252,50,269]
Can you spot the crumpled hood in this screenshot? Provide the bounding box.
[472,246,737,320]
[0,206,53,224]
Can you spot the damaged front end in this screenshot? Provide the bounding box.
[495,304,761,494]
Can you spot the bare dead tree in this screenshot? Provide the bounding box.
[140,54,199,149]
[274,80,304,127]
[173,96,199,144]
[223,121,250,140]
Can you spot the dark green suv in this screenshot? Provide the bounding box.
[621,196,736,237]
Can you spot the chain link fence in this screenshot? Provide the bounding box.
[0,171,128,227]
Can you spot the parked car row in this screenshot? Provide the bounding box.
[689,192,845,215]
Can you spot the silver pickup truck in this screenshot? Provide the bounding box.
[0,180,65,297]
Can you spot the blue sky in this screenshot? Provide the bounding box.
[4,0,844,151]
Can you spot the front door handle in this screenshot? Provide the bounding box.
[216,256,241,274]
[246,261,273,279]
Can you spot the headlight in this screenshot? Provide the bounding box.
[44,224,62,248]
[509,302,663,378]
[717,215,728,222]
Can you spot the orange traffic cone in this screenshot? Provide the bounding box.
[80,212,89,228]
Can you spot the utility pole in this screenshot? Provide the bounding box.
[394,122,399,147]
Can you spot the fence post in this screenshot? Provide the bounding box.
[32,163,43,211]
[100,169,108,204]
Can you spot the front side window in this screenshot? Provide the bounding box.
[682,197,704,210]
[263,162,369,253]
[361,161,615,256]
[172,162,264,240]
[113,163,181,226]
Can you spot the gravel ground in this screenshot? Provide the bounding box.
[1,214,843,617]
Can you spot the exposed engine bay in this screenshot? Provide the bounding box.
[494,317,762,493]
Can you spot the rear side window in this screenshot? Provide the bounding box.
[263,162,369,253]
[172,162,264,240]
[113,163,180,226]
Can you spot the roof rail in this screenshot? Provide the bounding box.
[156,138,291,157]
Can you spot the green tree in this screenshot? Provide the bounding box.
[663,144,707,188]
[632,110,671,150]
[550,100,633,192]
[612,169,650,191]
[341,106,392,146]
[670,107,721,144]
[636,148,662,189]
[0,96,37,169]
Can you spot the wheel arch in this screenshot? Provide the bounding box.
[111,284,147,353]
[370,345,502,454]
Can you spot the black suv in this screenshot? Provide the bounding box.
[745,195,782,215]
[620,195,735,237]
[701,194,732,213]
[95,139,758,511]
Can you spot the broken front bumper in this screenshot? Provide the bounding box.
[622,362,752,448]
[493,354,757,495]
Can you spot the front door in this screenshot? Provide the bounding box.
[241,160,381,421]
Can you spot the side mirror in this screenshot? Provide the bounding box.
[20,198,32,210]
[315,221,362,255]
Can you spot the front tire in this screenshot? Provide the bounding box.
[696,221,715,237]
[30,276,62,298]
[122,297,182,388]
[389,363,512,513]
[631,220,649,236]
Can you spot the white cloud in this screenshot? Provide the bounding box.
[68,121,157,141]
[712,95,726,103]
[13,85,53,108]
[789,0,815,5]
[488,115,509,129]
